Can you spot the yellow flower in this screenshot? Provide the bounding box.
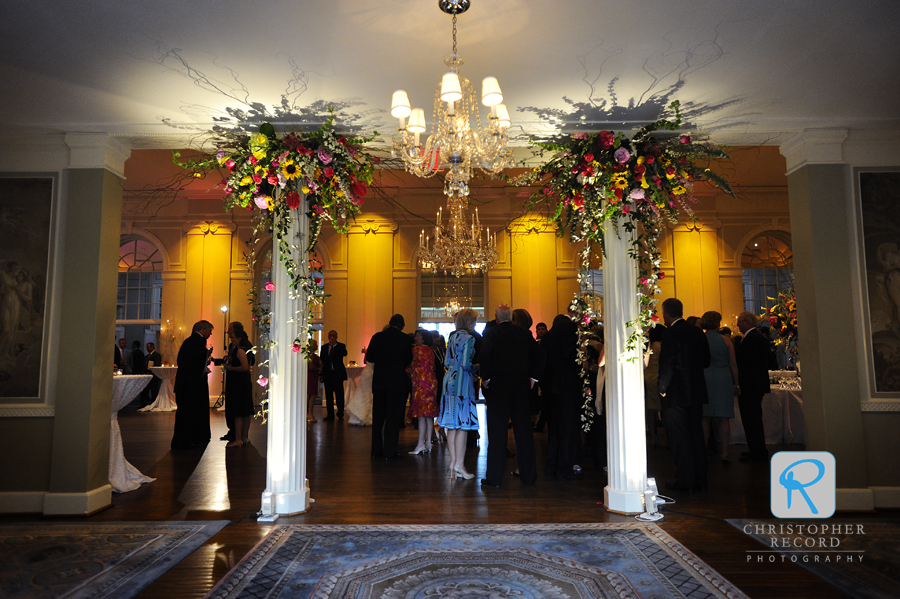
[637,156,645,165]
[301,185,310,194]
[240,176,252,186]
[249,133,269,160]
[672,185,686,195]
[281,160,300,180]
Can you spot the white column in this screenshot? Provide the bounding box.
[602,218,648,514]
[261,206,311,517]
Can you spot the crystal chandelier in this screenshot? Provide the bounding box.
[389,0,513,198]
[417,194,498,277]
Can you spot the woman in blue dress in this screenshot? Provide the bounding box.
[438,308,479,480]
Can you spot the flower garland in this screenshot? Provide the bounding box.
[764,288,799,359]
[515,101,734,425]
[176,111,377,416]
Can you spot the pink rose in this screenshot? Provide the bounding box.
[614,147,630,163]
[629,188,645,200]
[323,166,334,179]
[317,147,332,165]
[254,196,268,209]
[314,204,324,214]
[658,272,665,280]
[584,153,594,163]
[680,135,691,144]
[292,343,301,353]
[265,281,275,291]
[257,376,268,388]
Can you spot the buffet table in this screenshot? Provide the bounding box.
[731,388,805,446]
[139,366,178,412]
[110,374,155,493]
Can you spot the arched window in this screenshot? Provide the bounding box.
[742,232,793,316]
[117,237,163,321]
[116,236,164,360]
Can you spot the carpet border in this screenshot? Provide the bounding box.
[206,522,749,599]
[0,520,230,599]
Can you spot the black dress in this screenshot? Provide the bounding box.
[225,344,256,420]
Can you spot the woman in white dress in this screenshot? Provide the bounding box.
[346,362,374,426]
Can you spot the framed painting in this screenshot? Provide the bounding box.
[858,170,900,403]
[0,176,54,405]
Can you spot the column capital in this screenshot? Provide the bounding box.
[64,133,131,179]
[780,129,848,175]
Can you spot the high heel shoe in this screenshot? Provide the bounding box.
[453,467,474,480]
[408,445,427,455]
[449,469,457,480]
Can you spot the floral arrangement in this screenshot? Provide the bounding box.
[515,101,733,356]
[176,111,377,417]
[764,288,799,358]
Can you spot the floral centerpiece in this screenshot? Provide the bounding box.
[176,112,378,416]
[515,101,733,428]
[764,288,799,360]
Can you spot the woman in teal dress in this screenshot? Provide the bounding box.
[700,311,740,464]
[437,308,479,480]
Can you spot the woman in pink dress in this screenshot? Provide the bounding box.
[407,329,438,454]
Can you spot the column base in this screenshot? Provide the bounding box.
[43,485,112,516]
[604,486,645,515]
[263,485,312,517]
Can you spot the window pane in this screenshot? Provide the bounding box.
[126,304,138,320]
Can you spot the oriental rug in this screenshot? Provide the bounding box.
[206,523,747,599]
[0,520,229,599]
[728,519,900,599]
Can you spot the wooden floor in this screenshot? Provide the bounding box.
[9,405,894,598]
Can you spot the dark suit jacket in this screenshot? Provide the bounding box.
[320,341,348,381]
[735,327,772,397]
[540,316,581,398]
[132,348,146,375]
[114,344,124,369]
[480,321,545,394]
[174,332,210,397]
[657,319,711,409]
[365,327,413,395]
[146,350,162,368]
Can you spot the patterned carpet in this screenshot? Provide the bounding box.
[0,520,229,599]
[207,523,747,599]
[729,519,900,599]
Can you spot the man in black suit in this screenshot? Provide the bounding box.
[319,329,348,421]
[115,338,132,373]
[145,341,163,404]
[365,314,412,459]
[736,311,772,462]
[171,320,214,449]
[541,313,583,481]
[657,298,711,492]
[479,304,546,487]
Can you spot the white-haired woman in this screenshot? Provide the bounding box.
[437,308,479,480]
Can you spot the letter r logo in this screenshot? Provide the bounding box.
[771,451,836,518]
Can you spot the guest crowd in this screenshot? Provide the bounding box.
[155,294,780,496]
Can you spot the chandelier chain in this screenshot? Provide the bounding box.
[452,14,458,67]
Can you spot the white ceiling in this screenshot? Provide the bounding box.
[2,0,899,148]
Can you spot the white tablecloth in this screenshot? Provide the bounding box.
[731,388,805,446]
[110,375,155,493]
[345,365,365,391]
[140,366,178,412]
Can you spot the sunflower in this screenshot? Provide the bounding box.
[281,160,300,180]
